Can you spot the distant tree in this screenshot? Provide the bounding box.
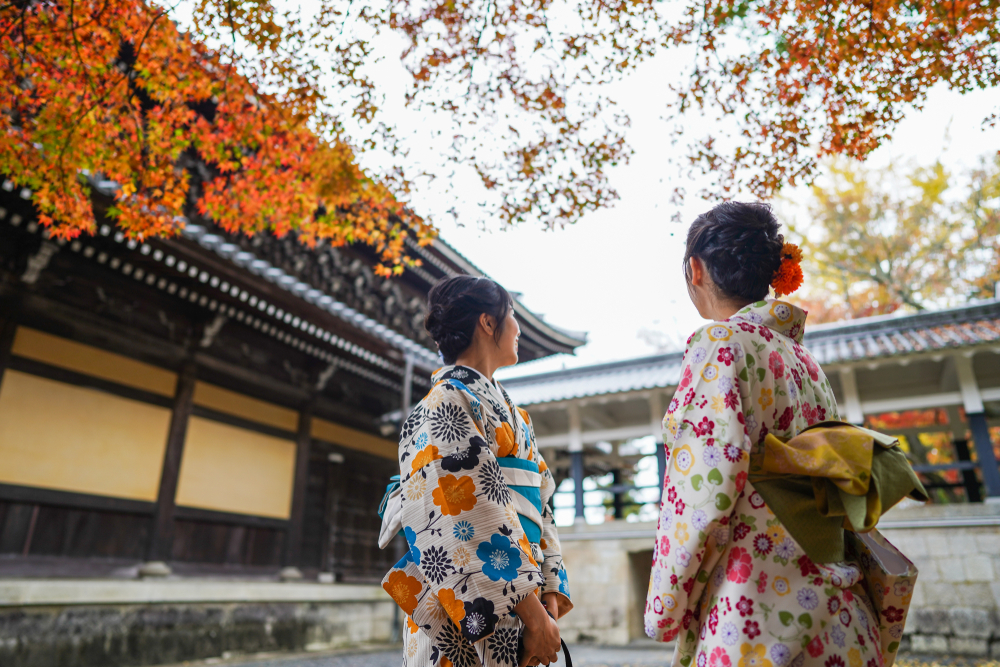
[963,155,1000,299]
[790,156,1000,323]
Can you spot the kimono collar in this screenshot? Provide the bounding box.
[431,365,516,421]
[728,299,808,343]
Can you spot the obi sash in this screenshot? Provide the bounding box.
[496,456,543,544]
[749,420,927,563]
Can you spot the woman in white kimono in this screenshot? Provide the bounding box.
[383,276,572,667]
[645,203,884,667]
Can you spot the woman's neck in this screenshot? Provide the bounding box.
[454,348,498,382]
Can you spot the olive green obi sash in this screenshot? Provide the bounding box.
[748,420,928,563]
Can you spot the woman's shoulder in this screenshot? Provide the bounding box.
[683,319,766,361]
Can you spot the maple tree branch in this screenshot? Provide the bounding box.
[68,0,98,95]
[54,6,169,192]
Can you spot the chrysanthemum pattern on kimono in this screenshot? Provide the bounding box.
[384,365,572,667]
[646,300,887,667]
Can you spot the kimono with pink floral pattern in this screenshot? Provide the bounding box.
[645,300,887,667]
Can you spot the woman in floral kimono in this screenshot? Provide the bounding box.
[383,276,572,667]
[646,203,883,667]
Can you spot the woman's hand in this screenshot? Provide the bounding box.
[514,593,561,667]
[540,592,563,621]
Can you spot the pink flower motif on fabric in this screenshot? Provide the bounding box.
[726,547,753,584]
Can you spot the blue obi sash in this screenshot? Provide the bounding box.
[496,456,543,544]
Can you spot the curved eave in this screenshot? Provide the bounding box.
[428,238,587,354]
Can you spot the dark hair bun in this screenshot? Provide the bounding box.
[425,276,514,365]
[683,202,784,303]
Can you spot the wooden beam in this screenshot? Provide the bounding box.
[147,361,197,562]
[9,355,173,408]
[172,505,289,530]
[284,400,315,567]
[0,483,155,515]
[537,422,656,449]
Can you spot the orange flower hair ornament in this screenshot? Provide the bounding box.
[771,243,803,297]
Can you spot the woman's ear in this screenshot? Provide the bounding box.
[479,312,496,336]
[688,257,705,287]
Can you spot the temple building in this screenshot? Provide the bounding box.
[0,179,584,666]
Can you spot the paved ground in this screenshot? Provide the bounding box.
[157,645,1000,667]
[157,644,670,667]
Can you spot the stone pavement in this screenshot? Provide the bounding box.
[155,644,1000,667]
[155,643,673,667]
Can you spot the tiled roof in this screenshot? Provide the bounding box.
[503,299,1000,406]
[503,353,685,406]
[803,300,1000,365]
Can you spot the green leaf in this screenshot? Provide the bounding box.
[739,368,749,382]
[757,367,766,382]
[745,354,755,367]
[686,629,696,644]
[708,468,724,485]
[680,657,692,667]
[714,493,731,511]
[779,611,794,626]
[888,642,899,654]
[697,570,710,583]
[691,474,704,491]
[798,613,813,628]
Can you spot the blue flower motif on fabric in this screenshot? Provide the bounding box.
[476,534,521,582]
[557,566,570,596]
[403,526,421,565]
[453,521,475,542]
[413,432,429,450]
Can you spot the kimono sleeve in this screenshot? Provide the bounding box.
[535,453,573,614]
[644,323,751,643]
[391,383,543,650]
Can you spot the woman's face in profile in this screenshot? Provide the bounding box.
[497,309,521,368]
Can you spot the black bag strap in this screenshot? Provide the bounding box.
[560,639,573,667]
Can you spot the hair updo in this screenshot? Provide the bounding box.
[683,201,785,304]
[425,276,514,365]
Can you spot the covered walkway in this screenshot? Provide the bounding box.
[504,299,1000,520]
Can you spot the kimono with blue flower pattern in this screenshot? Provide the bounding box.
[383,365,572,667]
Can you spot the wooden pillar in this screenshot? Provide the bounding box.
[402,355,414,417]
[955,353,1000,499]
[568,402,585,524]
[145,361,196,568]
[838,367,864,425]
[968,414,1000,500]
[611,469,624,520]
[283,401,314,573]
[953,439,983,503]
[649,392,666,497]
[0,316,16,390]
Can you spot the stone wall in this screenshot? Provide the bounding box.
[0,580,395,667]
[878,503,1000,658]
[557,526,659,646]
[556,502,1000,656]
